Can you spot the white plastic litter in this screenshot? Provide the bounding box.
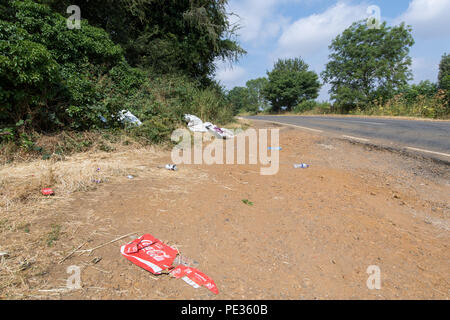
[184,114,234,139]
[118,110,142,126]
[184,114,208,132]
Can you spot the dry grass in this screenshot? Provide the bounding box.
[0,144,169,298]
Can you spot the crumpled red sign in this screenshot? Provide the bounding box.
[120,234,178,274]
[171,265,219,295]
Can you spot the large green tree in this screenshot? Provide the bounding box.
[322,21,414,112]
[438,53,450,106]
[41,0,245,85]
[262,58,320,112]
[226,86,252,114]
[246,77,269,111]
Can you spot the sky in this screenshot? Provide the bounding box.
[214,0,450,101]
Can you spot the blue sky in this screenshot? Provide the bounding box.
[214,0,450,101]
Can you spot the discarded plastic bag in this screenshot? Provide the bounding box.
[184,114,208,132]
[294,163,309,169]
[120,234,178,274]
[118,110,142,126]
[171,265,219,295]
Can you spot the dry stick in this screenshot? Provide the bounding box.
[76,232,138,255]
[229,173,248,185]
[59,240,88,264]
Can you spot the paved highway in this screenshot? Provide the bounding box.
[245,115,450,158]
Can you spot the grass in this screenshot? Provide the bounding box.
[46,224,61,247]
[242,199,254,206]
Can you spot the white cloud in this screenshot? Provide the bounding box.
[227,0,300,43]
[215,63,247,89]
[275,2,369,58]
[395,0,450,38]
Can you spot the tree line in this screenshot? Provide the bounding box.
[0,0,244,145]
[228,21,449,118]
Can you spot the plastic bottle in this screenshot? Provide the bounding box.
[165,164,178,171]
[294,163,309,169]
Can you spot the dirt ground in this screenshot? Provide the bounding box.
[1,120,449,300]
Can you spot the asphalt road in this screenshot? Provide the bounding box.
[245,115,450,158]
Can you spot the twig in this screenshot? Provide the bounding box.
[59,241,88,264]
[76,232,138,255]
[229,174,248,185]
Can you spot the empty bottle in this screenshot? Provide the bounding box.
[294,163,309,169]
[165,164,178,171]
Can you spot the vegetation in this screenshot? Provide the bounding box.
[0,0,243,155]
[262,58,320,112]
[322,21,414,113]
[227,21,448,119]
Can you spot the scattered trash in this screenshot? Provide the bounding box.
[99,115,107,123]
[268,147,282,151]
[91,257,102,264]
[118,110,142,126]
[41,188,54,196]
[92,179,102,184]
[294,164,309,169]
[242,199,254,206]
[127,175,134,179]
[165,164,178,171]
[120,234,219,294]
[171,265,219,295]
[96,168,101,172]
[120,234,178,275]
[184,114,208,132]
[205,124,235,140]
[184,114,234,139]
[0,252,9,259]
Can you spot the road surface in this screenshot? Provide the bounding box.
[246,115,450,158]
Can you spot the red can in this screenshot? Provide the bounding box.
[41,188,54,196]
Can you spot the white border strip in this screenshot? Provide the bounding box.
[406,147,450,158]
[342,135,370,142]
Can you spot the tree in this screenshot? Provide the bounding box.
[438,53,450,107]
[322,21,414,112]
[262,58,320,112]
[226,86,252,114]
[41,0,246,86]
[246,77,269,111]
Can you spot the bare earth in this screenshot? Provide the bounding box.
[1,120,449,300]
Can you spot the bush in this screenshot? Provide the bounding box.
[293,100,317,113]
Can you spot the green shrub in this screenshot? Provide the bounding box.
[293,100,317,113]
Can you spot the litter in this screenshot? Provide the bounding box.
[294,163,309,169]
[118,110,142,126]
[127,175,134,179]
[165,164,178,171]
[268,147,282,151]
[120,234,219,294]
[184,114,234,139]
[120,234,178,274]
[0,252,9,259]
[41,188,54,196]
[171,265,219,295]
[184,114,208,132]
